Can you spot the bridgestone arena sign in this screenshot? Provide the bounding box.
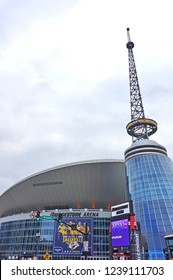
[53,212,100,218]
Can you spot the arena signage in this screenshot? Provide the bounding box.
[52,212,100,218]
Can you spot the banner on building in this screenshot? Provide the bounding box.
[52,218,93,255]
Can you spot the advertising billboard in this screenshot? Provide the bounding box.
[111,218,130,247]
[52,218,93,255]
[111,201,132,217]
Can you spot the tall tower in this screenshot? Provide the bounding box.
[126,27,157,142]
[124,28,173,260]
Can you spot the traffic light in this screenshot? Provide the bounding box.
[58,213,63,223]
[36,211,41,221]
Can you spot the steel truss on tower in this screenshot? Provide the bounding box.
[126,28,157,142]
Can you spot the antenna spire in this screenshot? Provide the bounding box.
[126,28,157,142]
[127,27,131,42]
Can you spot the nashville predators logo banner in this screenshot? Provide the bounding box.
[52,218,93,255]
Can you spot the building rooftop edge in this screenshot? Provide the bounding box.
[125,139,167,152]
[1,159,124,197]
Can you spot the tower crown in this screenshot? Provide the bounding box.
[126,27,134,49]
[126,28,157,142]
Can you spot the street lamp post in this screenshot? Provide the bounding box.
[83,223,89,260]
[35,232,40,259]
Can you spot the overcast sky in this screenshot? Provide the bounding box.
[0,0,173,195]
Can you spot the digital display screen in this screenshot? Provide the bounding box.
[111,218,130,247]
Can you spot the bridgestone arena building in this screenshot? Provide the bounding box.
[0,160,126,260]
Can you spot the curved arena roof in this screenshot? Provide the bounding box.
[0,160,126,218]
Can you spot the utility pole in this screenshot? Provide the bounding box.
[82,222,89,260]
[35,232,40,259]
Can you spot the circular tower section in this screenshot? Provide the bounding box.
[125,28,173,259]
[125,140,173,259]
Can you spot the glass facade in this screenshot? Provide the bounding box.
[126,153,173,259]
[0,214,111,260]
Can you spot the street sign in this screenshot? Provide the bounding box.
[49,212,59,218]
[30,211,36,219]
[42,215,55,220]
[43,252,51,260]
